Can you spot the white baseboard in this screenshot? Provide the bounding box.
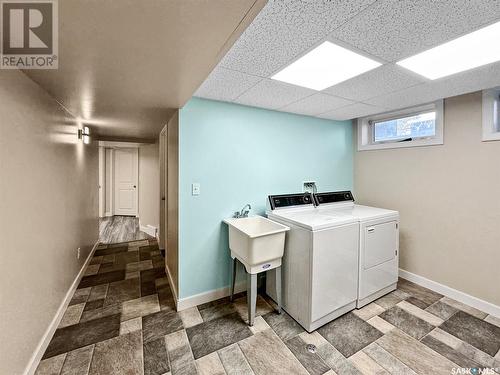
[399,269,500,318]
[165,263,179,310]
[177,281,247,311]
[24,240,100,375]
[139,222,158,238]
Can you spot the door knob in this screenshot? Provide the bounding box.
[133,185,136,188]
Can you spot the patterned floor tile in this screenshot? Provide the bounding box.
[262,311,304,341]
[104,278,141,306]
[349,350,390,375]
[43,314,121,359]
[377,329,456,374]
[317,312,383,358]
[87,284,108,301]
[120,317,142,335]
[144,337,170,375]
[196,352,226,375]
[379,306,434,340]
[69,288,91,306]
[421,334,481,369]
[363,343,417,375]
[179,307,204,328]
[35,353,66,375]
[121,294,160,321]
[397,278,443,306]
[60,345,94,375]
[285,335,330,375]
[89,331,143,375]
[166,330,197,375]
[186,312,252,359]
[373,292,402,310]
[405,296,430,310]
[440,297,488,320]
[353,303,385,321]
[78,270,125,289]
[440,310,500,356]
[218,343,254,375]
[238,329,309,375]
[38,238,498,375]
[425,300,458,321]
[396,300,444,326]
[59,303,85,328]
[83,298,104,312]
[142,309,183,343]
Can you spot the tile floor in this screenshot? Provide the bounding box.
[99,216,153,244]
[37,240,500,375]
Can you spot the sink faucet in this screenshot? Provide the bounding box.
[234,204,251,218]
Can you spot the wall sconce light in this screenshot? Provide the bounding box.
[78,126,90,144]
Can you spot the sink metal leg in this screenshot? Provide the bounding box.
[247,273,257,326]
[230,258,237,302]
[275,266,282,314]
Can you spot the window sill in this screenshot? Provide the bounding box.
[358,137,443,151]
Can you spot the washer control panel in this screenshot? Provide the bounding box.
[268,193,313,210]
[313,191,354,205]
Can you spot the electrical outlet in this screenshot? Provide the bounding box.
[192,183,201,196]
[77,247,81,259]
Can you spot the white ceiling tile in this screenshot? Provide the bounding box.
[318,102,387,121]
[234,79,315,110]
[330,0,500,62]
[194,67,263,102]
[322,64,426,101]
[366,61,500,110]
[280,93,355,116]
[219,0,378,77]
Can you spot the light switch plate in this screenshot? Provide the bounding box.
[192,183,201,196]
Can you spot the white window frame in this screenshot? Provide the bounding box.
[357,100,444,151]
[482,87,500,142]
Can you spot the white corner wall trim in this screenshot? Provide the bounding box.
[399,269,500,318]
[24,240,100,375]
[177,282,247,311]
[139,222,158,238]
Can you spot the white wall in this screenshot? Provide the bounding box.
[139,143,160,230]
[0,70,99,374]
[354,92,500,306]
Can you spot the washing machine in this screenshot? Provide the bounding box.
[314,191,400,308]
[265,193,359,332]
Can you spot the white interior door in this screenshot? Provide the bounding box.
[114,148,138,216]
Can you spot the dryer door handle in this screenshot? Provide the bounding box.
[367,227,375,233]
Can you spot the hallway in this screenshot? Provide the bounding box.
[99,216,153,244]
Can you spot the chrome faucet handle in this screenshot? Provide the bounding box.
[233,211,241,218]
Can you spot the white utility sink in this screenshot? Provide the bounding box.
[224,216,290,274]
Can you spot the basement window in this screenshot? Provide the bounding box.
[357,101,444,151]
[482,87,500,142]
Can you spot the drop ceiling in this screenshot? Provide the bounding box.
[23,0,266,141]
[194,0,500,121]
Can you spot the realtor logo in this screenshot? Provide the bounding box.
[1,0,58,69]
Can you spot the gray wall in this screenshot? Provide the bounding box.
[0,70,99,374]
[354,92,500,306]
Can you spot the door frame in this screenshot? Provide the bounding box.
[113,147,139,216]
[159,125,168,251]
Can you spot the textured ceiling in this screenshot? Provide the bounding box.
[24,0,266,141]
[194,0,500,121]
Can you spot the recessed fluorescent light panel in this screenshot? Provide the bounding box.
[397,21,500,80]
[271,41,381,90]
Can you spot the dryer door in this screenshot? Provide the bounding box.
[359,220,399,301]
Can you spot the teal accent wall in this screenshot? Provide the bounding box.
[178,97,353,298]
